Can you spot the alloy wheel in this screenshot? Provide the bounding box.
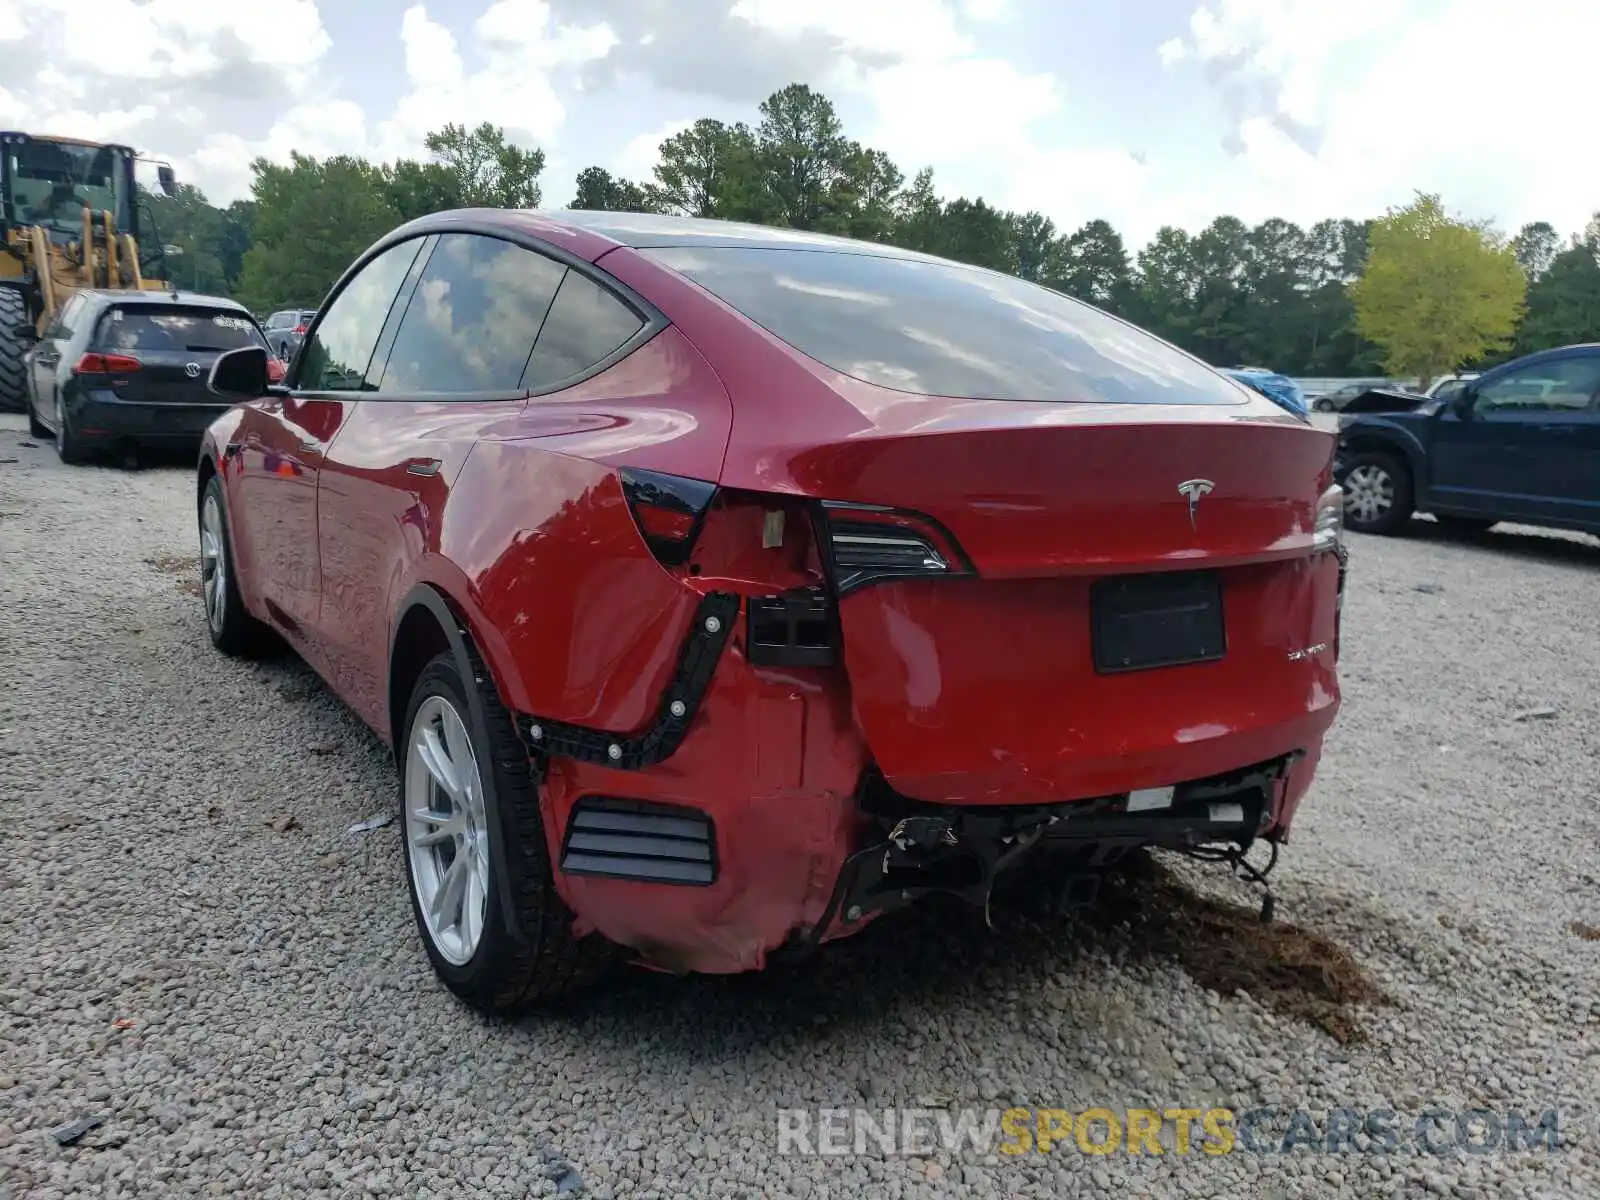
[200,493,227,634]
[405,695,490,966]
[1344,463,1394,524]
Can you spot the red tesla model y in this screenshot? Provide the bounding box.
[196,209,1347,1012]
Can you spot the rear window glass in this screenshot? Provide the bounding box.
[645,246,1244,405]
[96,307,266,353]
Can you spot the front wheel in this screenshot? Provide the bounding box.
[1340,449,1414,535]
[199,475,270,655]
[400,648,613,1014]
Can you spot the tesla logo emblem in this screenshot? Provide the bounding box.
[1177,478,1215,529]
[184,362,201,378]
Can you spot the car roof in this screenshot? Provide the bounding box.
[81,289,253,315]
[384,207,958,267]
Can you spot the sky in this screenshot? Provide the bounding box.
[1,0,1596,250]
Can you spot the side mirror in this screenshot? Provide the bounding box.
[208,346,270,398]
[157,164,177,197]
[12,322,38,342]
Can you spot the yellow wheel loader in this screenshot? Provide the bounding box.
[0,132,177,411]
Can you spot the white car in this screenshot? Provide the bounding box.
[1424,372,1480,401]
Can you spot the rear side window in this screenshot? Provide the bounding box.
[301,238,425,391]
[95,307,266,352]
[380,233,566,393]
[521,271,645,390]
[646,246,1245,406]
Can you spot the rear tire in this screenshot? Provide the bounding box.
[199,474,270,656]
[56,412,88,465]
[400,647,614,1015]
[0,288,29,414]
[1313,398,1334,412]
[1339,449,1413,535]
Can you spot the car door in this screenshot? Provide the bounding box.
[312,231,596,730]
[231,237,426,649]
[28,294,83,424]
[1425,355,1600,524]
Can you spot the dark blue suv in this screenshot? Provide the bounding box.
[1334,344,1600,537]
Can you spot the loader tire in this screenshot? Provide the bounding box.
[0,288,28,414]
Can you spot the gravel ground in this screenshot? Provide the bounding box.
[1,412,1596,1199]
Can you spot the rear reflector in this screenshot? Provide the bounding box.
[73,352,141,375]
[817,501,974,596]
[620,467,717,567]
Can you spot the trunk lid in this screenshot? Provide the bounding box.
[799,403,1342,805]
[90,304,266,404]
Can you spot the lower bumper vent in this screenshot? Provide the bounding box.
[559,797,716,886]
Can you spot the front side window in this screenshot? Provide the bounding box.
[299,239,424,392]
[1475,358,1600,415]
[95,307,267,352]
[522,271,646,390]
[379,233,567,393]
[645,245,1245,406]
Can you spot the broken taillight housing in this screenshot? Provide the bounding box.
[73,352,141,375]
[816,501,974,596]
[1312,485,1344,554]
[620,467,718,567]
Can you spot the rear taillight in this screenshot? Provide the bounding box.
[620,468,717,567]
[293,324,308,334]
[266,358,286,383]
[73,353,141,375]
[817,501,974,596]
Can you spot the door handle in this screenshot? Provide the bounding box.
[298,441,321,455]
[405,457,441,477]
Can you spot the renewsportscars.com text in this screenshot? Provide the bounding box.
[777,1106,1569,1158]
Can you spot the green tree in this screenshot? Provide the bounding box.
[1516,223,1600,353]
[754,84,862,232]
[570,166,655,212]
[235,152,400,313]
[1009,212,1057,283]
[423,121,544,209]
[649,119,759,218]
[1049,219,1133,313]
[382,158,464,223]
[1511,220,1560,281]
[1351,193,1526,387]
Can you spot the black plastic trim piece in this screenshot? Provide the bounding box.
[619,467,718,567]
[559,796,717,886]
[520,590,739,770]
[747,585,836,667]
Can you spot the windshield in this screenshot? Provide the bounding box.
[95,307,266,353]
[7,139,133,240]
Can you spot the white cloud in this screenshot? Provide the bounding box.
[615,120,694,184]
[1153,0,1600,238]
